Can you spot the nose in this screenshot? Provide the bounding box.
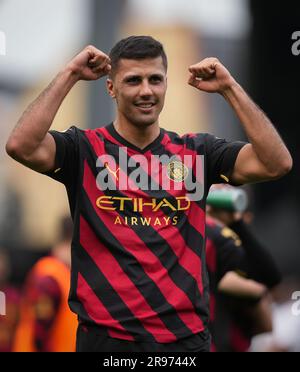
[140,80,153,97]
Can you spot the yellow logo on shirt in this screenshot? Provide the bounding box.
[96,196,191,212]
[96,196,191,227]
[221,227,242,246]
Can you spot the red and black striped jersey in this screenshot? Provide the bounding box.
[45,123,245,343]
[205,216,246,351]
[206,217,280,352]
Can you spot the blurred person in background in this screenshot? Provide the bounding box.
[13,217,77,352]
[5,36,292,352]
[250,278,300,352]
[216,273,273,352]
[0,249,20,352]
[206,185,282,352]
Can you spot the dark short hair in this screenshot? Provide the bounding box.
[109,36,168,77]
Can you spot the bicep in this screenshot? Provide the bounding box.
[18,133,57,173]
[231,144,272,185]
[218,272,266,298]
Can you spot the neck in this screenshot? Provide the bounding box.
[114,116,160,150]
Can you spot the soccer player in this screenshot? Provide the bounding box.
[13,217,77,352]
[5,36,292,352]
[206,211,281,352]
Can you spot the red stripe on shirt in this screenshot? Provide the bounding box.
[161,133,206,237]
[98,128,206,237]
[83,161,204,334]
[77,273,134,341]
[80,215,177,343]
[85,131,203,293]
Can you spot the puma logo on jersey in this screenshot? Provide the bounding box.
[104,162,120,181]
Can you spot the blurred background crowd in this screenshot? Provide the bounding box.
[0,0,299,352]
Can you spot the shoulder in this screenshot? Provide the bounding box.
[206,217,224,238]
[49,125,82,145]
[206,217,241,247]
[219,227,242,247]
[162,128,211,150]
[52,126,106,149]
[32,256,60,273]
[54,125,99,138]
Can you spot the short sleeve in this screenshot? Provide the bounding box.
[44,126,79,185]
[217,237,245,281]
[204,134,246,188]
[212,226,247,282]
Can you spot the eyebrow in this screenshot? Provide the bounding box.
[122,73,165,82]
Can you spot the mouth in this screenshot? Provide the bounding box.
[134,102,156,112]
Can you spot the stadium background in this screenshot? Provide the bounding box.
[0,0,299,351]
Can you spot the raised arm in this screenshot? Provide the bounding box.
[188,58,293,185]
[6,46,111,173]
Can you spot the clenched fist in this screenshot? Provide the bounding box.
[188,58,236,94]
[67,45,111,81]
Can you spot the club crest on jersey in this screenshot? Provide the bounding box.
[167,161,188,183]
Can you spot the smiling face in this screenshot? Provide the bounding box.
[107,57,167,128]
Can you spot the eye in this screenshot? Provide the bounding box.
[150,75,163,84]
[125,76,141,84]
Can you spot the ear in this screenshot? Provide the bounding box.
[106,79,116,99]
